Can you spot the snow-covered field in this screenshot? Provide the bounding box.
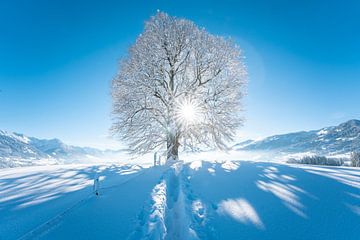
[1,160,359,240]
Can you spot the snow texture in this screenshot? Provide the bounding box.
[1,160,359,239]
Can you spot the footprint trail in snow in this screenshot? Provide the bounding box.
[129,161,213,240]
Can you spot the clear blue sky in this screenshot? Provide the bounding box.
[1,0,359,149]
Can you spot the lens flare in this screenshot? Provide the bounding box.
[175,98,200,126]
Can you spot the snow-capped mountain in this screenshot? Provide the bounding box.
[0,130,124,168]
[235,119,360,155]
[2,119,359,168]
[28,137,107,158]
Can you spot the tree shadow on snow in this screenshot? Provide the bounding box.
[186,160,360,240]
[0,164,145,240]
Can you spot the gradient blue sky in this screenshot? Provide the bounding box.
[0,0,359,149]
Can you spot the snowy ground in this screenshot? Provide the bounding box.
[1,160,359,240]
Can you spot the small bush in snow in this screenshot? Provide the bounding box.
[350,152,360,167]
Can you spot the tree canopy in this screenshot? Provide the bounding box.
[111,12,247,160]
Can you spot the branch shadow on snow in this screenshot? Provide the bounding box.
[0,164,143,211]
[186,160,360,240]
[0,164,145,240]
[289,164,360,217]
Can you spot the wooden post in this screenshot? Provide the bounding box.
[93,174,99,196]
[154,152,158,166]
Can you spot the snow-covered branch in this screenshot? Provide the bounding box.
[111,12,247,160]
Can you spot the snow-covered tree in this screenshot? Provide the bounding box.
[351,152,360,167]
[111,12,247,161]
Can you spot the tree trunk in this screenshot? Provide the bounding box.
[167,133,180,162]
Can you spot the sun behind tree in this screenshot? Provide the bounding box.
[111,12,247,162]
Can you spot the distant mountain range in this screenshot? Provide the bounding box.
[234,119,360,156]
[1,119,359,168]
[0,130,125,168]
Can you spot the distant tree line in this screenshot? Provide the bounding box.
[287,155,345,166]
[287,152,360,167]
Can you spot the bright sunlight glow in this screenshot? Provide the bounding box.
[175,98,201,126]
[181,103,196,122]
